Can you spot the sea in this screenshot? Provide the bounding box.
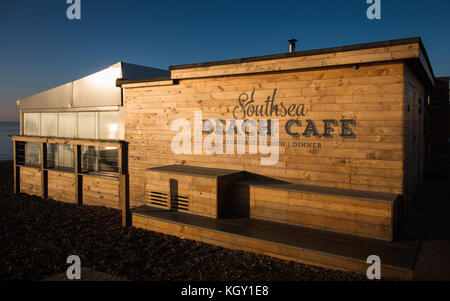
[0,121,20,161]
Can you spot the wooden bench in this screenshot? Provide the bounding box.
[145,165,243,218]
[229,178,401,241]
[146,165,400,241]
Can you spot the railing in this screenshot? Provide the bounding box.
[11,135,130,226]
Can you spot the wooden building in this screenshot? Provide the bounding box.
[13,37,444,278]
[12,62,169,209]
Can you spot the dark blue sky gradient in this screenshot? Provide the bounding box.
[0,0,449,121]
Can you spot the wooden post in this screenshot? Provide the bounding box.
[120,174,129,227]
[40,142,48,199]
[13,140,20,194]
[74,145,83,205]
[119,142,129,227]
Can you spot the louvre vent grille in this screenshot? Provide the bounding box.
[147,191,169,208]
[170,194,189,211]
[146,190,189,211]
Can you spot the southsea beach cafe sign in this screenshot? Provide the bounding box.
[170,89,357,165]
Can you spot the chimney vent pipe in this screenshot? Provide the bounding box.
[288,38,298,53]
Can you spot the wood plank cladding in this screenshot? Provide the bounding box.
[18,166,120,209]
[83,176,120,209]
[47,170,76,204]
[170,43,419,80]
[19,166,42,197]
[145,165,243,218]
[124,61,408,209]
[241,183,396,241]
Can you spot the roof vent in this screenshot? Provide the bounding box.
[288,39,298,53]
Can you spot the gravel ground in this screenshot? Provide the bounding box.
[0,160,367,281]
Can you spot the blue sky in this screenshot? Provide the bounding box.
[0,0,449,121]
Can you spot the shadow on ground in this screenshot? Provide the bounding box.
[405,143,450,280]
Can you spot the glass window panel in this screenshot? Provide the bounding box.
[24,113,40,136]
[23,142,41,167]
[58,113,76,138]
[46,144,74,172]
[80,145,118,176]
[77,112,96,139]
[98,111,119,140]
[40,113,57,137]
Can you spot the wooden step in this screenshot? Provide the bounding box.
[132,206,418,280]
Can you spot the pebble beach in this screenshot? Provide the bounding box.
[0,159,368,281]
